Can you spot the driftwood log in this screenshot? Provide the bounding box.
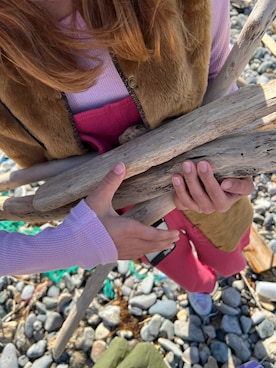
[0,153,97,192]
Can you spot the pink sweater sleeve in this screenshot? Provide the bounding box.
[0,200,118,276]
[209,0,238,92]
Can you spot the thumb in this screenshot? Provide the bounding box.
[93,162,126,203]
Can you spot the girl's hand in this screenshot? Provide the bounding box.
[85,162,179,259]
[172,160,254,214]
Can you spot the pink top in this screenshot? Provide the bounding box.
[0,0,233,276]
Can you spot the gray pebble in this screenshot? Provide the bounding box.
[174,318,205,343]
[94,322,111,340]
[240,315,253,334]
[42,296,58,310]
[44,312,63,332]
[129,293,157,309]
[47,285,60,298]
[210,341,230,363]
[160,319,175,340]
[121,285,132,297]
[221,287,241,308]
[182,346,200,365]
[35,301,47,314]
[221,315,242,335]
[256,319,274,339]
[149,300,177,319]
[129,306,143,317]
[26,340,47,359]
[141,272,154,294]
[216,302,240,316]
[141,314,163,341]
[17,354,29,367]
[62,273,75,292]
[158,337,182,358]
[99,305,120,328]
[0,343,18,368]
[251,311,266,325]
[202,325,216,339]
[24,313,37,338]
[117,260,129,275]
[31,355,53,368]
[21,285,35,301]
[75,326,95,352]
[225,333,251,362]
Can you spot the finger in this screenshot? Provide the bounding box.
[118,240,176,259]
[197,161,229,211]
[92,162,126,203]
[172,174,202,211]
[127,219,179,243]
[221,177,254,195]
[182,161,214,211]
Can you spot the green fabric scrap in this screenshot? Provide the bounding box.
[0,220,41,234]
[103,278,115,299]
[117,342,167,368]
[43,266,79,283]
[93,337,131,368]
[94,337,167,368]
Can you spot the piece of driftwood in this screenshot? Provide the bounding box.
[243,226,276,273]
[262,33,276,57]
[0,196,77,222]
[33,80,276,213]
[52,263,116,360]
[0,153,96,192]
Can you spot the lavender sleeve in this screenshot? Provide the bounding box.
[0,200,118,276]
[209,0,237,92]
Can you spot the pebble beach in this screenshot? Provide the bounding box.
[0,1,276,367]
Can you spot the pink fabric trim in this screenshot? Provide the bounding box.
[73,96,141,153]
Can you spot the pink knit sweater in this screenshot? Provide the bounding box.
[0,0,233,276]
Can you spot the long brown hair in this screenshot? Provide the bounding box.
[0,0,183,92]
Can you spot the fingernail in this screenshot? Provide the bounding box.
[172,176,181,186]
[112,162,125,175]
[221,179,233,190]
[199,162,208,173]
[183,162,191,174]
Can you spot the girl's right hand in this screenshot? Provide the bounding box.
[85,162,179,260]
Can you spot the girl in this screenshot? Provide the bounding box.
[0,1,253,312]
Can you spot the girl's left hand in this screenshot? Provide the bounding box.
[172,160,254,214]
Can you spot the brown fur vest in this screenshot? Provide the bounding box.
[0,0,212,167]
